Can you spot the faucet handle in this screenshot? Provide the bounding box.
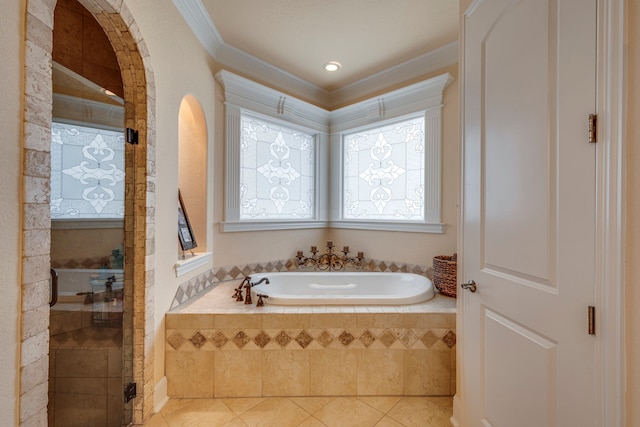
[234,287,244,302]
[256,294,269,307]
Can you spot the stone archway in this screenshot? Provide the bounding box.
[21,0,155,425]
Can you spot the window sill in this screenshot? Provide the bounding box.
[174,252,212,277]
[220,219,445,233]
[330,220,446,233]
[220,220,329,232]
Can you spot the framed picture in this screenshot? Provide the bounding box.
[178,190,197,251]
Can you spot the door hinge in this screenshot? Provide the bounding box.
[588,114,597,143]
[588,306,596,335]
[124,382,137,403]
[126,127,139,145]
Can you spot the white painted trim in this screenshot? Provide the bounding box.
[330,73,454,132]
[174,252,212,277]
[450,394,462,427]
[596,0,626,426]
[215,70,331,131]
[329,220,445,233]
[330,41,459,108]
[220,220,329,232]
[172,0,458,109]
[173,0,330,106]
[153,376,169,413]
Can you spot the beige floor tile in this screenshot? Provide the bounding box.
[358,396,402,414]
[374,416,405,427]
[239,397,312,426]
[386,397,452,427]
[222,397,265,415]
[143,413,170,427]
[160,399,245,427]
[290,396,334,414]
[298,417,328,427]
[313,397,385,427]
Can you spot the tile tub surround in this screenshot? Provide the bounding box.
[165,281,455,399]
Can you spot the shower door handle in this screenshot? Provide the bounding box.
[461,280,477,293]
[50,268,59,307]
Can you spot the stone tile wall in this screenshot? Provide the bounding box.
[21,0,155,425]
[165,311,456,399]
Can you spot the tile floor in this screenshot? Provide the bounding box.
[145,395,452,427]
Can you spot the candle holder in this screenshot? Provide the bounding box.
[295,241,365,271]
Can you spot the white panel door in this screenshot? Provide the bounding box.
[461,0,597,426]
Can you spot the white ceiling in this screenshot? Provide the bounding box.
[201,0,459,91]
[173,0,459,107]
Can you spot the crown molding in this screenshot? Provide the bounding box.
[330,73,454,132]
[173,0,459,110]
[329,41,459,108]
[172,0,331,106]
[215,70,331,132]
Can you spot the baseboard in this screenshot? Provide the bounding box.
[450,393,461,427]
[154,376,169,413]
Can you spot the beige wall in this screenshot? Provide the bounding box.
[626,1,639,425]
[50,228,123,262]
[120,0,218,387]
[0,0,25,423]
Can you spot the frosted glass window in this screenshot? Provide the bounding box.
[343,116,425,221]
[50,122,125,219]
[240,113,315,219]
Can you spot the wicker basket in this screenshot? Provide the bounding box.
[433,253,457,297]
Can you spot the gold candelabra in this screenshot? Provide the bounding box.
[296,241,364,271]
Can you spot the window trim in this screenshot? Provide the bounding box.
[216,70,452,233]
[217,71,330,232]
[329,74,453,233]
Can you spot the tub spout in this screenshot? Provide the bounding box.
[252,277,270,286]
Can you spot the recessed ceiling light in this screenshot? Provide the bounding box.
[102,88,117,96]
[324,61,341,72]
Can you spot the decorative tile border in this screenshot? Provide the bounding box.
[166,327,456,352]
[51,256,111,269]
[170,258,434,309]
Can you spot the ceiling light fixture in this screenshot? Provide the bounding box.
[101,88,117,96]
[324,61,341,72]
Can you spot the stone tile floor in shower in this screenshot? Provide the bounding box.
[145,395,452,427]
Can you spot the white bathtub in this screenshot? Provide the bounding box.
[249,271,434,305]
[53,268,124,296]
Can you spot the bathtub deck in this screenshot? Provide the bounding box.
[170,279,457,314]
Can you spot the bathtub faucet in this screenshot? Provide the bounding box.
[244,277,270,305]
[233,276,251,301]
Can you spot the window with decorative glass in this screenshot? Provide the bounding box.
[343,114,426,221]
[217,69,450,233]
[239,112,315,220]
[50,121,125,220]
